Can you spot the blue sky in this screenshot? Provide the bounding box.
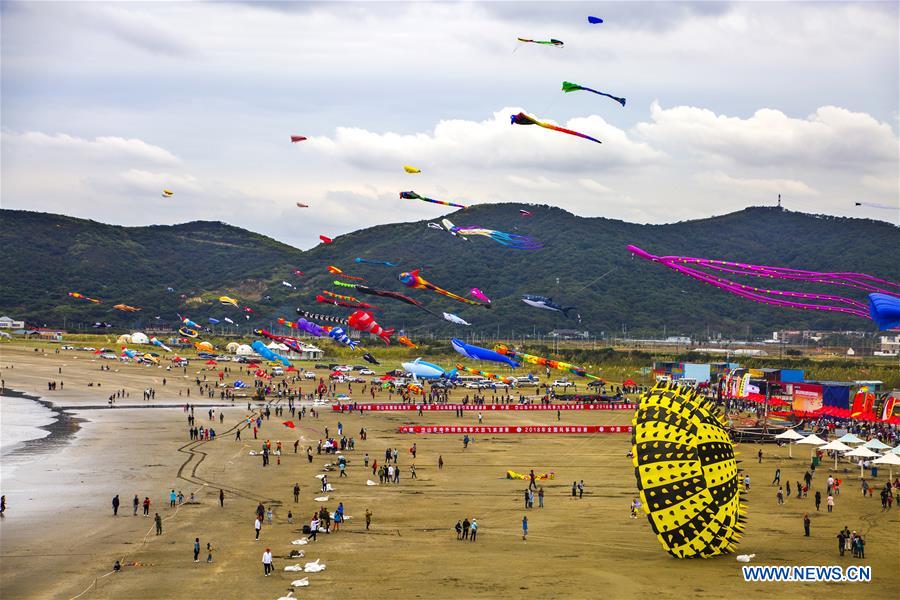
[2,1,897,247]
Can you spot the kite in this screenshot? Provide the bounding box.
[632,382,745,558]
[399,269,491,308]
[355,258,399,267]
[283,421,296,429]
[282,281,295,289]
[443,312,471,326]
[296,309,346,325]
[150,337,172,352]
[162,189,174,198]
[428,218,467,239]
[401,358,456,380]
[562,81,626,107]
[510,111,602,144]
[293,269,305,276]
[333,280,438,315]
[319,235,333,245]
[397,335,417,349]
[224,317,235,325]
[587,16,603,24]
[327,265,365,281]
[121,348,138,359]
[208,318,220,325]
[627,245,900,330]
[92,322,112,328]
[113,304,141,312]
[400,191,468,210]
[517,37,564,47]
[451,225,542,250]
[219,296,239,307]
[347,310,394,344]
[469,288,491,304]
[291,136,307,143]
[278,317,298,329]
[68,292,101,303]
[869,293,900,330]
[328,326,359,349]
[251,340,291,367]
[254,329,305,354]
[179,327,199,338]
[363,353,380,365]
[321,290,360,303]
[180,316,203,329]
[243,307,254,314]
[456,364,515,385]
[315,294,378,310]
[296,203,309,208]
[452,339,519,367]
[519,209,533,217]
[295,318,327,337]
[194,341,214,353]
[507,470,554,480]
[403,166,421,174]
[522,294,576,317]
[493,345,602,381]
[855,202,897,210]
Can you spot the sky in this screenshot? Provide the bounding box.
[2,1,898,248]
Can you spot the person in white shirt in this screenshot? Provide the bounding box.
[262,548,273,576]
[255,517,262,540]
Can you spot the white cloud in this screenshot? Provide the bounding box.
[3,131,180,165]
[696,171,819,196]
[577,178,614,194]
[506,175,563,190]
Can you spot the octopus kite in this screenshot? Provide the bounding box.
[347,310,394,345]
[68,292,101,303]
[632,382,745,558]
[627,245,900,330]
[510,112,601,144]
[562,81,626,107]
[399,269,491,308]
[400,191,467,210]
[452,225,543,250]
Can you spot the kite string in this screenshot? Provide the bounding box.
[571,267,617,294]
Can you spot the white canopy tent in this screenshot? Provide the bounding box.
[819,440,853,469]
[844,446,881,477]
[863,439,892,451]
[796,434,827,459]
[774,429,805,457]
[835,433,865,444]
[872,452,900,479]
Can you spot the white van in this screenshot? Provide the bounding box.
[272,366,285,376]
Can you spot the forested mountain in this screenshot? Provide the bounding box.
[1,205,897,338]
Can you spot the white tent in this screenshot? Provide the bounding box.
[226,342,239,353]
[845,446,881,477]
[873,452,900,479]
[819,440,853,469]
[131,332,149,344]
[774,429,805,457]
[893,445,900,456]
[835,433,865,444]
[235,344,254,356]
[863,439,891,450]
[116,334,132,344]
[797,434,827,446]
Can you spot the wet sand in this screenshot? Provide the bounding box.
[0,344,898,599]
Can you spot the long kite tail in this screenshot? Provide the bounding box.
[536,120,602,144]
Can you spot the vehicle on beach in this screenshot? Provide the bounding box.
[272,366,284,376]
[61,345,75,350]
[100,353,117,360]
[315,364,330,369]
[359,369,375,375]
[514,377,539,387]
[552,379,574,388]
[304,372,317,379]
[334,365,352,372]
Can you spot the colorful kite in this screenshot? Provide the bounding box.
[493,345,601,380]
[400,191,467,210]
[355,257,399,267]
[315,294,377,310]
[632,382,745,558]
[452,339,519,367]
[251,340,290,367]
[180,316,203,329]
[562,81,626,107]
[295,318,327,337]
[469,288,491,304]
[510,112,602,144]
[162,189,174,198]
[293,269,305,276]
[869,293,900,330]
[333,280,438,315]
[347,310,394,345]
[150,337,172,352]
[517,37,564,46]
[254,329,305,354]
[208,317,220,325]
[296,309,346,325]
[587,16,603,24]
[456,364,515,385]
[328,326,359,349]
[443,312,471,326]
[321,290,360,303]
[291,136,307,143]
[113,304,141,312]
[179,327,199,338]
[319,235,333,245]
[519,209,533,217]
[397,335,417,349]
[68,292,101,303]
[627,245,900,330]
[451,225,543,250]
[399,269,491,308]
[363,353,380,365]
[403,166,421,174]
[327,265,365,281]
[219,296,239,307]
[194,341,214,353]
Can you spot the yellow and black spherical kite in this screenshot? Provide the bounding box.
[632,382,746,558]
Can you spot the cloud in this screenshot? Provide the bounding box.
[637,102,898,171]
[696,171,819,196]
[577,179,614,194]
[506,175,563,190]
[3,131,180,165]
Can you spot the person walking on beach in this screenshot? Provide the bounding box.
[262,548,273,576]
[522,515,528,541]
[469,518,478,541]
[578,480,585,499]
[455,520,463,539]
[155,513,162,535]
[206,542,213,563]
[365,509,372,530]
[462,518,470,540]
[112,495,120,516]
[826,494,835,513]
[193,538,201,562]
[837,529,847,556]
[815,490,822,511]
[439,455,444,469]
[143,497,150,516]
[133,494,139,516]
[1,495,5,517]
[255,517,262,540]
[803,513,811,537]
[776,487,784,505]
[294,483,300,503]
[219,489,224,507]
[170,489,177,508]
[772,468,781,485]
[758,448,763,463]
[572,482,577,498]
[538,487,544,508]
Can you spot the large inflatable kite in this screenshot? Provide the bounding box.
[510,112,601,144]
[219,296,239,307]
[493,345,601,380]
[452,339,519,367]
[627,245,900,330]
[399,269,491,308]
[251,340,291,367]
[347,311,394,345]
[632,382,745,558]
[68,292,101,303]
[456,364,515,385]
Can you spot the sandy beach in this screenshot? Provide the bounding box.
[1,344,898,599]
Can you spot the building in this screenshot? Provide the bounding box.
[876,334,900,357]
[548,329,589,340]
[0,316,25,329]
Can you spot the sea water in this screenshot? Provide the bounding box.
[0,395,58,480]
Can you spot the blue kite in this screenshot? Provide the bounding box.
[451,338,520,368]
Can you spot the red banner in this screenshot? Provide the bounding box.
[397,425,632,434]
[333,403,636,412]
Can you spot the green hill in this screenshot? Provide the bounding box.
[1,206,897,338]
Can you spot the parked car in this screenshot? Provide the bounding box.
[553,379,574,388]
[272,366,285,376]
[334,365,352,372]
[359,369,375,376]
[315,364,330,370]
[61,345,75,350]
[304,372,317,380]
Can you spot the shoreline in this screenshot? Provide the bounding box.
[0,387,85,460]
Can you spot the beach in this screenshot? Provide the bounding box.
[0,343,898,599]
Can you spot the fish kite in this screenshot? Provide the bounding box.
[347,310,394,345]
[519,209,533,217]
[180,316,203,329]
[316,294,378,310]
[162,189,174,198]
[327,265,365,281]
[292,317,327,337]
[399,269,491,308]
[517,37,564,47]
[68,292,101,303]
[402,358,456,380]
[296,202,309,208]
[291,136,307,143]
[319,235,333,245]
[443,312,471,326]
[452,339,519,367]
[219,296,239,307]
[254,329,305,354]
[510,112,601,144]
[562,81,626,107]
[293,269,305,276]
[632,382,745,558]
[400,191,467,210]
[854,202,897,210]
[451,225,542,250]
[397,335,417,349]
[251,340,291,367]
[150,337,172,352]
[587,16,603,24]
[333,280,437,315]
[328,326,359,349]
[403,166,421,174]
[113,304,141,312]
[493,345,602,381]
[243,307,254,314]
[469,288,491,304]
[363,352,380,365]
[627,245,900,330]
[456,364,515,385]
[355,257,399,267]
[521,294,576,317]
